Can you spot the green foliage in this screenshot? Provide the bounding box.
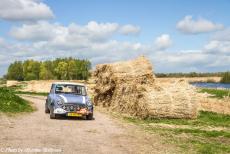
[23,60,40,80]
[6,57,91,81]
[39,62,53,80]
[199,88,230,99]
[221,72,230,83]
[7,61,24,81]
[0,87,34,113]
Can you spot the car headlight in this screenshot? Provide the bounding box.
[57,98,64,105]
[86,100,92,107]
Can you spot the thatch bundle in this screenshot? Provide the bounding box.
[94,56,198,119]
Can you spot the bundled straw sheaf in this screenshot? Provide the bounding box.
[94,56,198,119]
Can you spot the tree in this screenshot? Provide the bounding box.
[39,63,54,80]
[6,61,24,80]
[23,60,41,80]
[6,57,91,81]
[68,60,77,80]
[55,61,68,80]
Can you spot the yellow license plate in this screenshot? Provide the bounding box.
[67,113,82,117]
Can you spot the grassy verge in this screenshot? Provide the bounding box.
[121,111,230,154]
[0,87,34,113]
[6,85,48,96]
[15,91,48,96]
[124,111,230,127]
[199,88,230,99]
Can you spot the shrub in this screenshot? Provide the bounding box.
[220,72,230,83]
[0,87,34,113]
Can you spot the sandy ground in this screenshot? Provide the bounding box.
[0,95,177,154]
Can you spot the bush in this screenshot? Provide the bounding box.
[220,72,230,83]
[0,87,34,113]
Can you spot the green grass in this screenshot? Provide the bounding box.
[122,111,230,154]
[0,79,6,85]
[6,85,48,96]
[124,111,230,127]
[0,87,34,113]
[199,88,230,99]
[143,126,230,153]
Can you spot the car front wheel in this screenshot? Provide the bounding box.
[45,101,50,113]
[50,110,56,119]
[45,105,50,113]
[86,113,93,120]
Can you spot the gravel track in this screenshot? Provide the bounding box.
[0,95,177,154]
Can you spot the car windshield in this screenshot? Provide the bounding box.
[55,84,86,96]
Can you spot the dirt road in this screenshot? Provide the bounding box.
[0,96,177,154]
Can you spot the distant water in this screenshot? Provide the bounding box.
[190,82,230,89]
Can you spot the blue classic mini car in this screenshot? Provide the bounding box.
[45,82,93,120]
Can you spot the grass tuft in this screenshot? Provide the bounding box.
[0,87,34,113]
[199,88,230,99]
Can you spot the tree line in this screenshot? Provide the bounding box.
[155,72,226,78]
[6,58,91,81]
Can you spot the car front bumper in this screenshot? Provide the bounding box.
[53,107,93,116]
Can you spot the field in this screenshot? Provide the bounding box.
[2,77,230,153]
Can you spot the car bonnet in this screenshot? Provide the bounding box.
[57,94,86,104]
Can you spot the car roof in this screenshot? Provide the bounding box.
[53,82,85,86]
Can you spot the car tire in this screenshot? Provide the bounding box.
[45,101,50,113]
[86,113,93,120]
[45,106,50,114]
[50,111,56,119]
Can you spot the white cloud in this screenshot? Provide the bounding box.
[154,34,172,50]
[10,22,64,41]
[0,37,5,45]
[203,27,230,55]
[211,28,230,41]
[0,0,54,21]
[69,21,119,42]
[10,21,121,42]
[1,21,230,76]
[119,24,140,35]
[4,21,147,73]
[204,40,230,54]
[151,50,230,73]
[176,15,224,34]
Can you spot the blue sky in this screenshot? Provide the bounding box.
[46,0,230,48]
[0,0,230,76]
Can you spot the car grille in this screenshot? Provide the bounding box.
[62,104,86,112]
